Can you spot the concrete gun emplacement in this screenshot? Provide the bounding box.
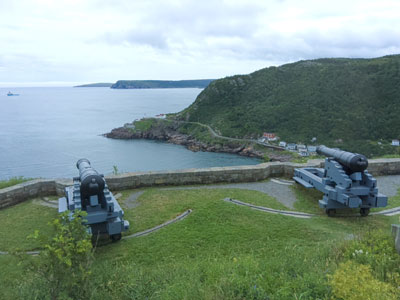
[59,159,129,241]
[293,145,387,217]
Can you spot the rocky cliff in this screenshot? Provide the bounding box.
[105,120,291,161]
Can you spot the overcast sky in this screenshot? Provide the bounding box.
[1,0,400,86]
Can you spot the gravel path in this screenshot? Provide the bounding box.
[376,175,400,197]
[32,176,400,212]
[158,178,297,208]
[125,191,145,208]
[123,175,400,211]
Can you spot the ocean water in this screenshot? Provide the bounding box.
[0,87,260,180]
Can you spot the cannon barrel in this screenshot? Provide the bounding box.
[76,158,105,199]
[317,145,368,172]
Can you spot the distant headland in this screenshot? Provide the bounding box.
[75,79,214,89]
[74,83,113,87]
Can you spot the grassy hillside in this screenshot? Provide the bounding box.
[176,55,400,156]
[0,185,399,299]
[111,79,214,89]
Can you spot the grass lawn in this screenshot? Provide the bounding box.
[0,177,32,189]
[0,186,398,299]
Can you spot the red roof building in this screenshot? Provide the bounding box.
[263,133,276,139]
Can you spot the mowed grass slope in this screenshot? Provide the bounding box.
[0,187,398,299]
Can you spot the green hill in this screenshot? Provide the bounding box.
[176,55,400,156]
[111,79,214,89]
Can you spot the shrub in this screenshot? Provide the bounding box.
[24,210,94,300]
[329,261,397,300]
[342,230,400,286]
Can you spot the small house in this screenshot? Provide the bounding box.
[297,144,307,151]
[286,143,297,151]
[392,140,400,146]
[307,146,317,153]
[263,133,277,141]
[299,150,309,157]
[155,114,166,119]
[279,141,287,148]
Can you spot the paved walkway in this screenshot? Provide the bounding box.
[160,178,296,208]
[376,175,400,197]
[33,176,400,211]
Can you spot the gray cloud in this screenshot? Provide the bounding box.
[1,0,400,85]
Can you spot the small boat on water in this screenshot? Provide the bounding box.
[7,91,19,96]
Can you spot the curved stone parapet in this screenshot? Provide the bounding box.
[1,158,400,209]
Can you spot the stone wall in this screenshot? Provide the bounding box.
[1,158,400,209]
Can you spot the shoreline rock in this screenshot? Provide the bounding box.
[104,125,292,161]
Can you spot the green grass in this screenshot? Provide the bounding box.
[292,184,326,215]
[0,177,32,189]
[132,118,157,132]
[0,198,58,251]
[0,186,398,299]
[378,154,400,159]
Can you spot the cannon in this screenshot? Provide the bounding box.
[58,159,129,241]
[293,146,387,216]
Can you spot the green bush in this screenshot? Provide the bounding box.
[21,211,94,300]
[329,261,397,300]
[342,230,400,286]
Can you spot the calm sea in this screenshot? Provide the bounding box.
[0,87,260,180]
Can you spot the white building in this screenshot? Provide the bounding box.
[286,143,297,150]
[392,140,400,146]
[299,150,309,157]
[279,141,287,148]
[297,144,307,151]
[307,146,317,153]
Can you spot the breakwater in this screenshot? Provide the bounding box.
[2,158,400,209]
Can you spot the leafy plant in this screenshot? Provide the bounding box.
[341,230,400,286]
[329,261,397,300]
[23,210,94,300]
[112,165,119,175]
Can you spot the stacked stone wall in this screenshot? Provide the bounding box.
[1,158,400,209]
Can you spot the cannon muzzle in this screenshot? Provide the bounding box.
[76,158,105,200]
[317,145,368,172]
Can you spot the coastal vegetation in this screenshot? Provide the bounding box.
[174,55,400,157]
[107,118,294,161]
[0,177,31,189]
[1,185,399,299]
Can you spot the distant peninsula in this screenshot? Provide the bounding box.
[74,83,113,87]
[111,79,214,89]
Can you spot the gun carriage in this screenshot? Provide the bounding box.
[293,146,387,216]
[59,159,129,241]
